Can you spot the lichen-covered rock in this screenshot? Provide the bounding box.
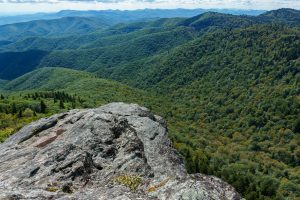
[0,102,243,200]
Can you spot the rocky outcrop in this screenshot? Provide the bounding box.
[0,103,243,200]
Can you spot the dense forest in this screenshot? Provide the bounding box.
[0,8,299,200]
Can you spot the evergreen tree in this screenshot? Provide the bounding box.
[17,110,23,118]
[59,100,65,109]
[40,100,47,113]
[11,103,17,114]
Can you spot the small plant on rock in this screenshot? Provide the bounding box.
[114,174,142,191]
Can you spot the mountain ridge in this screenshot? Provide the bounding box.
[0,16,110,41]
[0,9,298,81]
[0,8,266,26]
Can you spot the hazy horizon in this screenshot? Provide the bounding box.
[0,8,270,17]
[0,0,299,16]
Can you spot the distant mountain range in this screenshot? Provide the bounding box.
[0,8,266,26]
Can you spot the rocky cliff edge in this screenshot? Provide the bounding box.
[0,103,243,200]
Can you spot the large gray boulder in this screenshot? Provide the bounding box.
[0,103,243,200]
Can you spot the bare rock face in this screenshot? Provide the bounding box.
[0,103,243,200]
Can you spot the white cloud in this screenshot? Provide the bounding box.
[0,0,299,14]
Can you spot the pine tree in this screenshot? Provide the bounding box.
[59,100,65,109]
[11,103,17,114]
[17,110,23,118]
[40,100,47,113]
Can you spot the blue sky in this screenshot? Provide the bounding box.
[0,0,299,15]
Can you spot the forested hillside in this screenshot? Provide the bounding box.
[0,17,110,41]
[260,8,300,25]
[0,67,170,141]
[0,8,299,200]
[0,50,48,80]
